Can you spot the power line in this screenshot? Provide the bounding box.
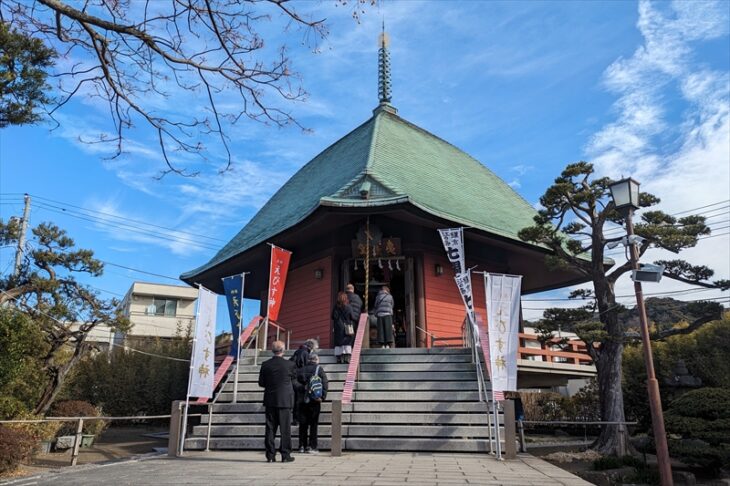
[523,286,716,302]
[33,202,221,251]
[28,194,227,243]
[99,260,181,282]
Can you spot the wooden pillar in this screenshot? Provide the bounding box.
[70,418,84,466]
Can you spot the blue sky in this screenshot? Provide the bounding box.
[1,0,728,333]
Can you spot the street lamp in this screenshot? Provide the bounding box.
[608,177,673,486]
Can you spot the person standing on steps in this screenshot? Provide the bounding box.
[374,285,395,348]
[332,290,357,364]
[290,338,318,426]
[258,340,296,463]
[346,282,363,329]
[295,353,328,454]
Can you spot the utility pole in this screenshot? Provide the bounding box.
[12,194,31,280]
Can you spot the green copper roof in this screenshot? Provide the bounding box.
[182,106,541,280]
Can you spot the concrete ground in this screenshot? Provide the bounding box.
[1,450,592,486]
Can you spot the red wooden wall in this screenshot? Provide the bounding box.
[277,256,333,348]
[423,252,487,345]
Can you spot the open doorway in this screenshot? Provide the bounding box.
[343,257,414,347]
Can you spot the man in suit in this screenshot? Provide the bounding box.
[258,340,296,463]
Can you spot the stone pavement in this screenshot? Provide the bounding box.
[2,451,592,485]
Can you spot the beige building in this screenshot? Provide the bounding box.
[117,282,198,341]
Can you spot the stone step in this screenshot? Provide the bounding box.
[359,363,475,372]
[216,390,480,403]
[359,354,472,363]
[209,401,496,414]
[200,411,502,426]
[185,437,500,452]
[248,348,471,357]
[222,380,480,393]
[192,425,497,438]
[344,437,494,452]
[229,371,480,383]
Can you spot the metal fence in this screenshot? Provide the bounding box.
[0,412,201,467]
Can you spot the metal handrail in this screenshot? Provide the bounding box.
[463,317,496,455]
[204,317,266,451]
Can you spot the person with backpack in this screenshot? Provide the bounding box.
[290,338,317,426]
[295,353,328,454]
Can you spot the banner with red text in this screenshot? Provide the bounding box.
[267,245,292,321]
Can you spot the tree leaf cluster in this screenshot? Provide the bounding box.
[0,22,56,128]
[0,219,129,414]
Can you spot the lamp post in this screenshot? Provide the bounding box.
[609,177,673,486]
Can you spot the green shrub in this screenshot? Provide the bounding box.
[665,387,730,473]
[0,425,36,475]
[0,396,28,420]
[48,400,107,437]
[0,396,60,442]
[63,336,190,417]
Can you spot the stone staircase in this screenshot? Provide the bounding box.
[185,347,500,452]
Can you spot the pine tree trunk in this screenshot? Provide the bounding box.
[592,338,632,455]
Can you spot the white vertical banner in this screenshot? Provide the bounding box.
[454,271,477,328]
[189,285,217,398]
[484,273,522,401]
[438,227,465,275]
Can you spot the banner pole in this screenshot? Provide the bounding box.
[180,283,203,456]
[232,273,246,404]
[493,396,502,460]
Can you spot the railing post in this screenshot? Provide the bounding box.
[168,400,183,457]
[503,400,517,459]
[518,419,527,453]
[205,403,214,452]
[331,399,342,457]
[70,418,83,466]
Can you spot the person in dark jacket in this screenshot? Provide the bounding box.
[295,353,328,454]
[332,291,357,364]
[346,283,363,323]
[258,340,297,463]
[290,338,318,426]
[373,285,394,348]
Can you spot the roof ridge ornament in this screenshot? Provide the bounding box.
[376,21,396,114]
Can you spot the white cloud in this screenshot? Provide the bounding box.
[528,0,730,318]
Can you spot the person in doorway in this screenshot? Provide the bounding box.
[332,290,357,363]
[289,338,318,426]
[373,285,395,348]
[295,353,328,454]
[258,340,296,463]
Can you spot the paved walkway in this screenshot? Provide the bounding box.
[2,451,591,485]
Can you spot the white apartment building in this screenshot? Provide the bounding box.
[117,281,198,341]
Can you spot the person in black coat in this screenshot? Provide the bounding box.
[289,338,318,426]
[332,290,357,364]
[258,340,297,463]
[295,353,328,453]
[346,283,363,321]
